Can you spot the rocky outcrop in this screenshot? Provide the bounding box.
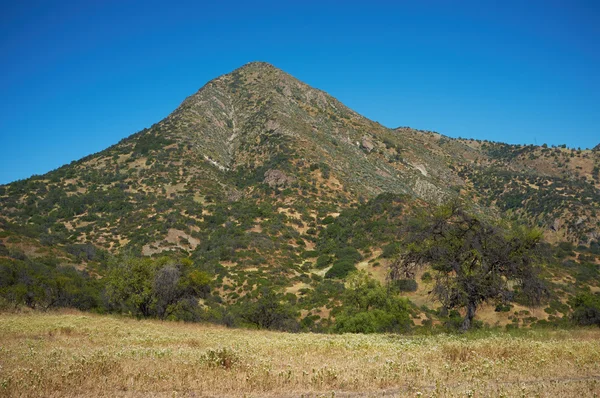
[413,178,446,204]
[263,169,295,188]
[361,136,375,153]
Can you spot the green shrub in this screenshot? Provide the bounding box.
[570,293,600,326]
[333,271,412,333]
[495,303,513,312]
[334,309,407,333]
[321,216,335,225]
[315,254,332,269]
[420,272,432,283]
[325,260,356,279]
[393,279,418,292]
[302,250,318,259]
[381,242,400,258]
[335,247,362,263]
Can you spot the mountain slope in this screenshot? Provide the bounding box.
[0,62,465,254]
[1,62,599,328]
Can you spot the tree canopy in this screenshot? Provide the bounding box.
[390,202,548,331]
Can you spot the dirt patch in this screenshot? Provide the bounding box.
[142,228,200,255]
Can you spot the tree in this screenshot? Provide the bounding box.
[104,256,212,319]
[239,288,299,331]
[333,270,412,333]
[153,265,181,319]
[570,293,600,326]
[105,257,156,317]
[390,202,547,331]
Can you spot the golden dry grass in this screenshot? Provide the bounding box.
[1,310,599,397]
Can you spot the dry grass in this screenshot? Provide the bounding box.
[1,311,599,397]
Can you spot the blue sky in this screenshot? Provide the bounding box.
[1,0,598,184]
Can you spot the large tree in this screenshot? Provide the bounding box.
[390,202,548,331]
[104,256,211,319]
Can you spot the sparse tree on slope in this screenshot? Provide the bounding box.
[390,202,548,331]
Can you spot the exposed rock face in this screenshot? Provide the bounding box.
[226,189,243,202]
[413,178,446,204]
[361,136,375,152]
[594,143,600,151]
[263,169,295,188]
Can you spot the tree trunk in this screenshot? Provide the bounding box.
[460,301,477,332]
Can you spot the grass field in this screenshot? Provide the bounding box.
[1,310,599,397]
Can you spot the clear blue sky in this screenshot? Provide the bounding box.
[1,0,599,184]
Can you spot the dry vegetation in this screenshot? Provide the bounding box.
[1,311,599,397]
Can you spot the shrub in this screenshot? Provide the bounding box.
[570,293,600,326]
[315,254,332,269]
[420,272,432,283]
[335,247,362,263]
[381,242,400,258]
[239,289,300,331]
[495,303,513,312]
[201,348,240,369]
[333,271,412,333]
[325,260,356,279]
[334,309,405,333]
[393,279,418,292]
[321,216,335,225]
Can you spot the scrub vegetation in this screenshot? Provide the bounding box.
[1,311,599,397]
[1,62,599,395]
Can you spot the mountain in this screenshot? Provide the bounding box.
[1,62,599,328]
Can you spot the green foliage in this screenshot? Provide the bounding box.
[315,254,332,269]
[393,202,548,330]
[321,215,335,225]
[495,303,513,312]
[570,293,600,326]
[104,256,211,319]
[235,288,299,331]
[333,271,412,333]
[134,131,175,155]
[325,259,356,279]
[393,279,418,292]
[317,193,408,254]
[381,242,400,258]
[0,256,102,311]
[421,272,432,283]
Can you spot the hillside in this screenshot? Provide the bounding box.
[1,62,599,329]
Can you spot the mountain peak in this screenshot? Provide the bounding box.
[238,61,277,69]
[230,61,285,77]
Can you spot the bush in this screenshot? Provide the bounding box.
[333,271,413,333]
[325,259,356,279]
[570,293,600,326]
[321,216,335,225]
[381,242,400,258]
[393,279,418,292]
[335,247,362,263]
[420,272,432,283]
[495,303,512,312]
[201,348,240,369]
[315,254,332,269]
[334,309,408,333]
[238,289,300,331]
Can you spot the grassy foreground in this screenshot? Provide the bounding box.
[0,311,599,397]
